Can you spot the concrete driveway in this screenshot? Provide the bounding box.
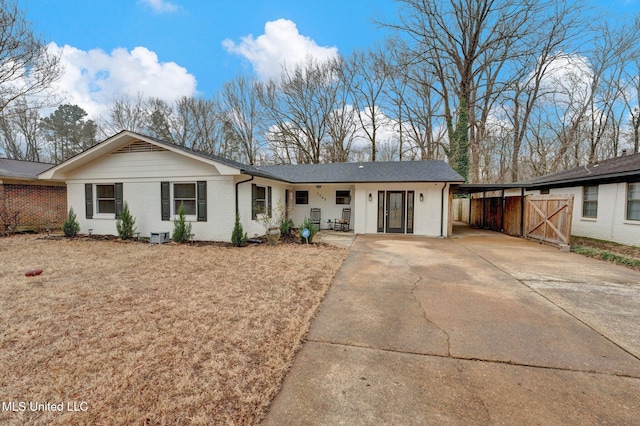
[265,227,640,425]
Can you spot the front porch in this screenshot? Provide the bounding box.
[287,184,354,232]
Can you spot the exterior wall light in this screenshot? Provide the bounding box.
[420,193,424,202]
[369,193,372,202]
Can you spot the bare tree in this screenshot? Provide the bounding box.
[384,0,568,182]
[101,93,149,137]
[0,0,61,114]
[324,58,358,163]
[259,57,340,164]
[216,75,265,164]
[344,47,392,161]
[0,98,43,161]
[547,18,640,170]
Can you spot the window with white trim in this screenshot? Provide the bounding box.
[295,190,309,205]
[96,184,116,214]
[336,190,351,205]
[627,182,640,221]
[582,186,598,218]
[252,184,272,220]
[173,183,197,215]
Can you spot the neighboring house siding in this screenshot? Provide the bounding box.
[549,183,640,246]
[0,183,67,231]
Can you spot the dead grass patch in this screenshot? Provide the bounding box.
[571,236,640,271]
[0,235,347,425]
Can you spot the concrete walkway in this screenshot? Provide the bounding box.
[265,229,640,425]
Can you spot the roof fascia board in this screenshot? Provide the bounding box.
[38,131,244,180]
[528,170,640,188]
[288,179,466,185]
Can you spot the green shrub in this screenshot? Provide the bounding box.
[279,217,294,236]
[172,202,193,243]
[62,207,80,237]
[116,202,136,240]
[231,214,248,247]
[299,217,318,243]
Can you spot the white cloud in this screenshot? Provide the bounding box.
[140,0,178,13]
[46,43,197,118]
[222,19,339,81]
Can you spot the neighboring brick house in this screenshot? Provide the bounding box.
[0,158,67,232]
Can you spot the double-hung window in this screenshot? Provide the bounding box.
[173,183,197,215]
[252,184,272,220]
[627,182,640,221]
[582,186,598,218]
[85,183,123,219]
[161,181,207,221]
[96,184,116,214]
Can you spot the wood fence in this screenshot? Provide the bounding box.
[468,193,573,246]
[524,194,574,245]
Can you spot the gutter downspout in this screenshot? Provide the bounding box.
[439,182,447,238]
[235,175,254,217]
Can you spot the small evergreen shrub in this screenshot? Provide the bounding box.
[172,202,193,243]
[116,202,136,240]
[62,207,80,237]
[279,217,294,236]
[299,217,318,243]
[231,214,248,247]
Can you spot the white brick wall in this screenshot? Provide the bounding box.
[550,183,640,246]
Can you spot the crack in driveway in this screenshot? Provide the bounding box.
[406,258,452,357]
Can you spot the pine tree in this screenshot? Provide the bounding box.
[116,202,136,240]
[172,202,192,243]
[231,214,248,247]
[62,207,80,237]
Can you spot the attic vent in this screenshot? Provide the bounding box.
[112,141,167,154]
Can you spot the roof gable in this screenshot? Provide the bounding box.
[38,131,244,180]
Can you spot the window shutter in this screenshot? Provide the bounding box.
[161,181,170,221]
[85,184,93,219]
[115,183,124,219]
[267,186,272,216]
[197,181,207,222]
[251,184,257,220]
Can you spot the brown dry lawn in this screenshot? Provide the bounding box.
[0,235,347,425]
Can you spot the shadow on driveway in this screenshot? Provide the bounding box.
[266,230,640,425]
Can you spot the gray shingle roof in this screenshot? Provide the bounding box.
[0,158,54,179]
[525,153,640,186]
[255,160,464,183]
[130,131,463,183]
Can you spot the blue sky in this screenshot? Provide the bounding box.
[18,0,640,119]
[20,0,396,117]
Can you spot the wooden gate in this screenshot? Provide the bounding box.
[524,195,574,245]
